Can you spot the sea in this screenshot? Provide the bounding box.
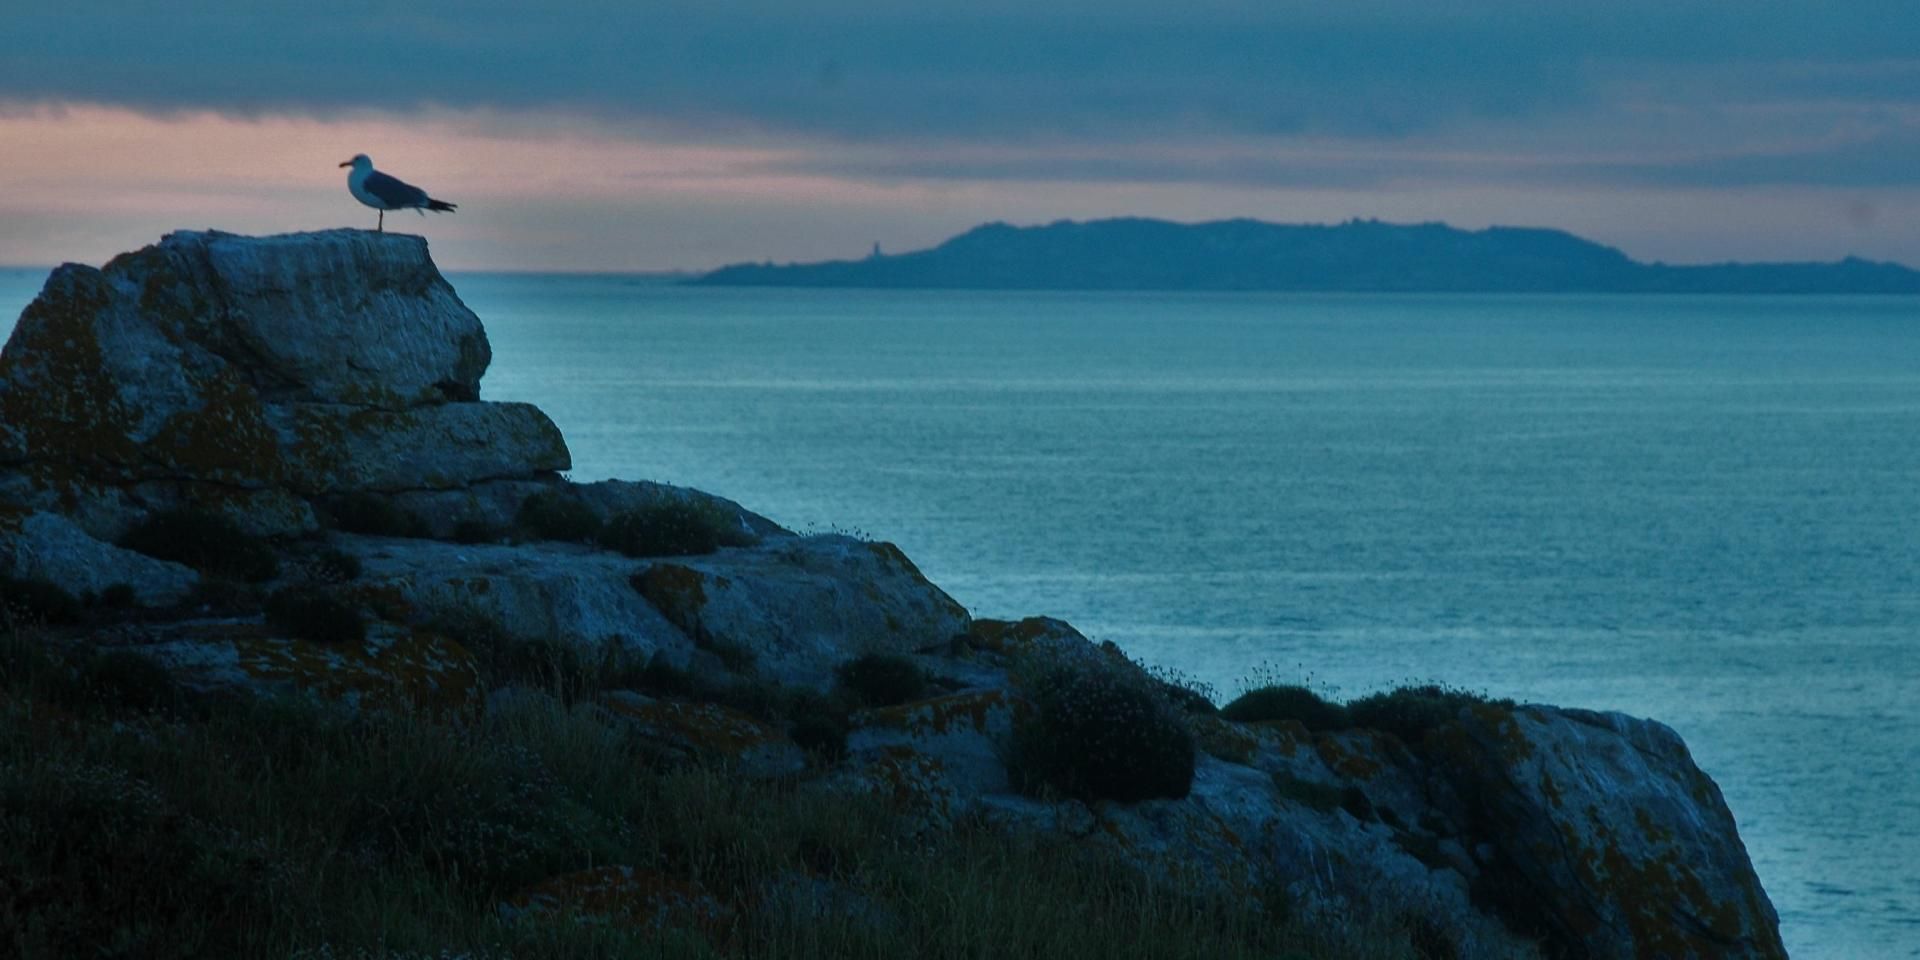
[3,267,1916,958]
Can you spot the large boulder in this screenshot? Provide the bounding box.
[0,229,567,539]
[100,229,491,407]
[1431,706,1789,960]
[632,536,971,690]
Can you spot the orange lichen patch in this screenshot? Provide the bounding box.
[504,866,729,934]
[864,541,922,578]
[1469,701,1536,763]
[1540,771,1565,810]
[1554,808,1787,959]
[633,563,710,629]
[859,689,1019,738]
[228,624,481,716]
[0,271,144,493]
[340,582,414,623]
[1247,718,1308,756]
[146,366,282,486]
[603,697,780,757]
[1313,731,1386,781]
[858,745,956,816]
[966,617,1073,655]
[1192,714,1260,764]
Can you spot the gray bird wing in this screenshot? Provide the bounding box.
[364,171,430,209]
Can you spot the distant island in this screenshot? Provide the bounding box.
[696,217,1920,294]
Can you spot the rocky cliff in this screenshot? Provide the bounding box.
[0,230,1787,959]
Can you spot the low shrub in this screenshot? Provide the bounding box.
[264,585,366,646]
[1011,664,1197,803]
[1345,684,1512,746]
[1220,685,1350,731]
[324,493,431,538]
[598,500,755,558]
[120,508,279,583]
[836,653,927,707]
[0,576,83,625]
[516,489,602,542]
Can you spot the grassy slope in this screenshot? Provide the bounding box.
[0,626,1447,960]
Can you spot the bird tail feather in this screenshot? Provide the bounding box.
[426,199,457,213]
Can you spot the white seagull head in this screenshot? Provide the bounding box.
[338,154,372,171]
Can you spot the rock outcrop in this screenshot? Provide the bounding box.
[0,230,1786,960]
[0,229,564,541]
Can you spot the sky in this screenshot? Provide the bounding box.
[2,2,1918,271]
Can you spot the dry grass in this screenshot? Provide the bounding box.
[0,626,1446,960]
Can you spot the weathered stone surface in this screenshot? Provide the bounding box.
[339,535,692,661]
[1433,706,1788,960]
[103,229,490,408]
[0,229,565,539]
[0,509,197,605]
[572,478,789,540]
[389,478,552,540]
[134,618,482,715]
[0,473,319,543]
[632,535,971,690]
[272,400,568,494]
[838,689,1025,828]
[601,691,806,779]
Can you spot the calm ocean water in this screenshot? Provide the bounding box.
[3,267,1917,958]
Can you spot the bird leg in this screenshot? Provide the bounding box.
[377,210,384,233]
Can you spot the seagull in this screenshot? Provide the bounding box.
[339,154,457,232]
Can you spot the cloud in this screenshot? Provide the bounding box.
[4,2,1915,142]
[5,3,1920,269]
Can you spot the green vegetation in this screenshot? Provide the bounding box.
[1221,684,1352,731]
[835,652,927,708]
[1346,685,1514,746]
[120,507,279,582]
[1220,678,1513,749]
[0,623,1461,960]
[516,488,602,543]
[264,585,367,646]
[324,492,432,539]
[1011,662,1197,803]
[598,500,756,558]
